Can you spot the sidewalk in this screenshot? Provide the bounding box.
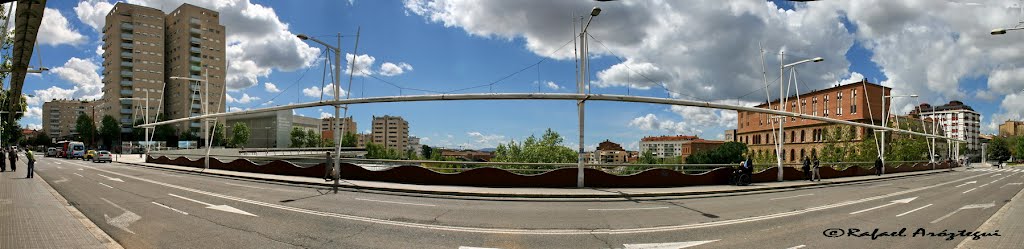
[957,164,1024,249]
[114,155,958,199]
[0,156,122,249]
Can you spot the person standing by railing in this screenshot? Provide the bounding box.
[812,155,821,181]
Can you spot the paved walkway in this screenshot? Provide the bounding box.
[0,154,122,249]
[957,164,1024,249]
[115,155,961,198]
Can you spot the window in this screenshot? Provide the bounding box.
[823,95,830,116]
[812,97,818,116]
[837,91,843,115]
[851,89,857,114]
[791,102,797,121]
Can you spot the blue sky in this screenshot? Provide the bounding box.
[17,0,1024,150]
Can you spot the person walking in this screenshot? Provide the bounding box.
[0,148,6,172]
[8,148,16,172]
[25,149,35,178]
[802,156,811,181]
[812,155,821,181]
[874,157,883,176]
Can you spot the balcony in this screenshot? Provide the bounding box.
[120,108,132,114]
[120,89,133,96]
[190,122,202,128]
[121,43,133,49]
[121,61,133,67]
[190,47,201,53]
[189,85,200,91]
[190,37,201,44]
[190,28,201,34]
[190,18,201,25]
[121,127,133,133]
[191,94,201,99]
[121,33,133,40]
[120,52,132,58]
[120,80,132,87]
[190,56,202,63]
[190,65,202,72]
[120,71,133,77]
[120,99,133,105]
[191,104,202,109]
[121,23,134,30]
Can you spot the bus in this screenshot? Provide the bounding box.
[55,141,70,158]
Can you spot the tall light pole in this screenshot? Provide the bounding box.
[879,94,918,174]
[298,33,346,194]
[576,7,601,188]
[774,55,823,181]
[171,69,212,171]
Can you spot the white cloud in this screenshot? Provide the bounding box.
[544,81,562,90]
[228,107,245,112]
[25,106,42,121]
[225,93,260,104]
[302,83,346,98]
[38,8,87,46]
[629,113,700,135]
[261,100,274,106]
[95,44,104,57]
[346,53,376,76]
[264,82,281,93]
[380,62,413,76]
[27,86,76,106]
[49,57,103,100]
[320,112,333,119]
[26,123,42,130]
[466,131,506,148]
[74,0,115,31]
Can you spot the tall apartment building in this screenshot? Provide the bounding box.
[320,117,357,142]
[735,80,890,162]
[100,2,225,136]
[371,115,409,152]
[912,101,982,151]
[639,135,698,158]
[998,120,1024,137]
[42,100,99,139]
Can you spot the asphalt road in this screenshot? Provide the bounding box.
[31,155,1024,249]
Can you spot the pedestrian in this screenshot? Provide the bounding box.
[802,156,811,181]
[8,148,15,172]
[745,156,754,178]
[0,148,5,172]
[812,155,821,181]
[874,157,883,176]
[25,149,35,178]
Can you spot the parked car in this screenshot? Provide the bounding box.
[93,151,112,163]
[46,147,58,157]
[83,150,97,160]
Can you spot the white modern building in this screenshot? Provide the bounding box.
[913,100,981,151]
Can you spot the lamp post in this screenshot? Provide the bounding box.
[171,70,212,171]
[297,33,345,194]
[879,94,918,174]
[774,54,823,181]
[575,7,601,188]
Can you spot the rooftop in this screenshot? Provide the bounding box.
[641,135,699,142]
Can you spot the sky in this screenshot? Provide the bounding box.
[14,0,1024,151]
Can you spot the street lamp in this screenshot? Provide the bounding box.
[773,54,824,182]
[575,6,601,188]
[878,94,919,174]
[297,33,346,194]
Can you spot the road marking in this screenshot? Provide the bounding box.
[56,166,63,169]
[955,181,977,187]
[459,247,501,249]
[169,193,258,217]
[354,198,437,207]
[868,183,893,188]
[978,183,989,188]
[1002,183,1023,188]
[73,173,84,177]
[100,198,140,234]
[896,204,933,217]
[77,168,84,171]
[785,245,807,249]
[77,161,992,235]
[152,202,189,215]
[623,240,719,249]
[96,174,124,182]
[931,202,996,223]
[588,206,671,211]
[963,188,977,194]
[769,194,815,201]
[850,197,918,215]
[99,182,114,189]
[54,177,69,183]
[224,182,266,189]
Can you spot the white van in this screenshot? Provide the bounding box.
[67,142,86,159]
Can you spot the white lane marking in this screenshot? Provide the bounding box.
[99,182,114,189]
[1002,183,1023,188]
[850,197,918,215]
[963,187,977,194]
[769,194,815,201]
[77,168,84,171]
[931,202,996,224]
[56,166,63,169]
[955,181,977,187]
[54,177,69,183]
[978,183,990,188]
[225,182,267,189]
[73,173,84,177]
[459,247,501,249]
[868,183,894,188]
[76,160,991,235]
[96,174,124,182]
[896,204,933,217]
[785,245,807,249]
[623,240,720,249]
[168,193,258,217]
[588,206,671,211]
[354,198,437,207]
[100,198,140,234]
[151,202,189,215]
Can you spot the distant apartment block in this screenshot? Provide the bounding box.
[42,100,99,139]
[912,100,981,151]
[408,136,422,155]
[724,129,736,142]
[320,117,357,142]
[371,115,409,152]
[588,140,629,164]
[998,120,1024,137]
[639,135,699,158]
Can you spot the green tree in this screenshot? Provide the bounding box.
[638,150,658,164]
[989,136,1012,162]
[421,145,433,159]
[289,127,306,148]
[341,132,357,147]
[1010,136,1024,159]
[365,141,401,159]
[99,115,120,149]
[75,113,97,148]
[305,129,321,148]
[492,128,577,171]
[684,142,747,164]
[0,91,27,146]
[32,133,52,147]
[212,123,226,147]
[231,122,250,148]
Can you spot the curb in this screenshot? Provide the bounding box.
[36,170,126,249]
[117,160,952,199]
